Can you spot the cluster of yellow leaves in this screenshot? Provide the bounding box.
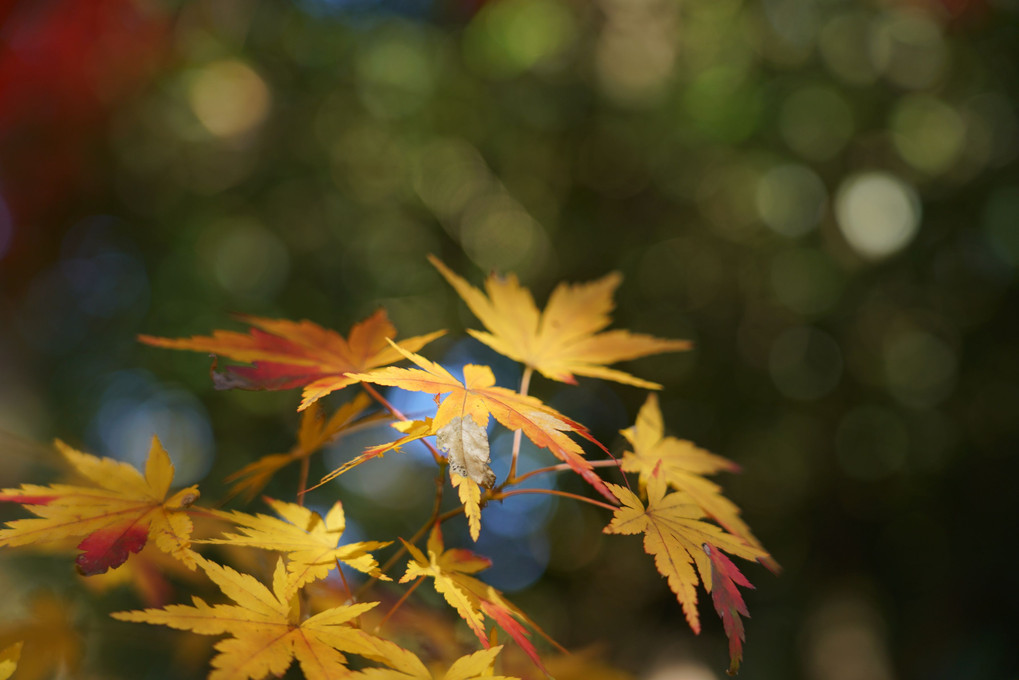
[0,256,774,678]
[113,555,420,680]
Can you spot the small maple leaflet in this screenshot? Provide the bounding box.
[0,437,199,575]
[704,543,755,676]
[430,256,691,389]
[138,309,445,410]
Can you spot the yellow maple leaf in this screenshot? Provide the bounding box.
[0,594,80,680]
[0,436,199,575]
[202,498,391,590]
[112,556,421,680]
[400,527,557,672]
[619,394,775,567]
[430,256,690,389]
[0,642,20,680]
[349,645,519,680]
[348,341,612,501]
[602,475,766,634]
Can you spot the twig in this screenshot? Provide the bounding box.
[506,366,534,481]
[494,488,617,512]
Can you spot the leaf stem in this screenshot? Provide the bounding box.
[511,459,622,486]
[506,366,534,481]
[355,465,449,600]
[493,488,617,512]
[374,576,423,634]
[296,456,310,507]
[334,558,355,604]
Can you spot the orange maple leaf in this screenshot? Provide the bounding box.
[139,309,445,410]
[430,256,691,389]
[347,341,613,503]
[602,474,765,636]
[400,527,560,672]
[620,394,774,568]
[112,556,423,680]
[0,437,199,575]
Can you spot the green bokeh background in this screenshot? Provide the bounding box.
[1,0,1017,678]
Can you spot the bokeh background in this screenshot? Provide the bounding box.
[1,0,1018,678]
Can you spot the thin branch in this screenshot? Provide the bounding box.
[296,456,310,507]
[334,558,355,603]
[355,464,449,600]
[374,577,424,634]
[494,488,617,512]
[512,459,622,486]
[506,365,534,482]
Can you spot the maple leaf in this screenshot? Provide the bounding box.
[620,394,775,569]
[227,393,381,500]
[437,415,496,490]
[703,543,754,675]
[0,436,200,575]
[0,642,20,680]
[602,474,765,635]
[112,556,422,680]
[348,341,613,501]
[430,256,691,389]
[350,646,519,680]
[0,594,81,680]
[139,309,445,410]
[400,527,557,672]
[202,498,391,591]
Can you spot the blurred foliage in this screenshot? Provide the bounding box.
[1,0,1018,678]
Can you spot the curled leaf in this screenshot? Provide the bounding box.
[437,415,496,489]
